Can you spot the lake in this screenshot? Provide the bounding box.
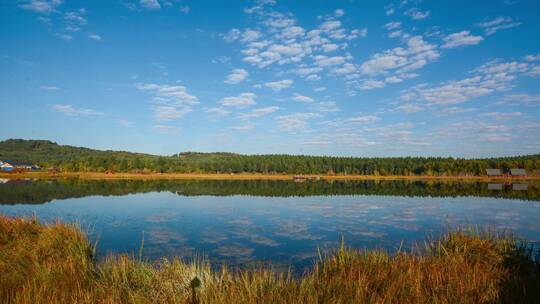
[1,178,539,271]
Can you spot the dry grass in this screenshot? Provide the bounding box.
[1,215,538,303]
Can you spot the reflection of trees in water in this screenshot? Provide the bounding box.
[0,179,539,205]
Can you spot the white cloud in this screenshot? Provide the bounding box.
[347,115,380,124]
[400,59,534,106]
[239,106,279,119]
[322,43,339,52]
[501,94,540,106]
[229,4,362,76]
[359,36,439,76]
[395,103,424,113]
[180,5,190,13]
[442,31,483,49]
[55,33,73,41]
[140,0,161,10]
[436,107,476,116]
[293,93,314,103]
[314,55,347,67]
[312,101,339,112]
[359,79,385,90]
[137,83,198,121]
[206,107,230,116]
[242,29,262,42]
[264,79,293,91]
[218,92,257,107]
[385,76,403,83]
[405,8,430,20]
[384,22,401,30]
[51,104,104,116]
[332,63,357,75]
[314,87,326,92]
[276,113,320,131]
[88,34,102,41]
[524,54,540,62]
[225,68,249,84]
[306,74,321,81]
[223,28,241,43]
[64,11,87,25]
[294,67,323,77]
[476,16,521,35]
[137,83,198,106]
[153,106,191,121]
[480,111,523,120]
[19,0,63,13]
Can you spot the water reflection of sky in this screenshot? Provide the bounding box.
[1,192,540,271]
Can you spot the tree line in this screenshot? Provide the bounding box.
[1,139,539,176]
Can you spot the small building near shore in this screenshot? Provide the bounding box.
[0,161,14,172]
[486,168,502,176]
[510,168,527,176]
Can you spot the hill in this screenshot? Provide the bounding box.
[1,139,539,175]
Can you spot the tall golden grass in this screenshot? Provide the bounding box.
[0,215,538,303]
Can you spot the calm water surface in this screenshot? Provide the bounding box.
[1,179,539,270]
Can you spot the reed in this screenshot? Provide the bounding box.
[0,215,538,303]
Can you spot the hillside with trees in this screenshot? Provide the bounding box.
[1,139,539,176]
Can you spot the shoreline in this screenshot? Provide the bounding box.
[1,171,539,181]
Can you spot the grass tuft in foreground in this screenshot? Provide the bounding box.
[1,215,539,303]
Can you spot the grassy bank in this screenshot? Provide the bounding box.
[2,171,540,181]
[1,216,539,303]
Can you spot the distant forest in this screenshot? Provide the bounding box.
[1,139,539,176]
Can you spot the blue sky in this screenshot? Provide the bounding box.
[1,0,539,157]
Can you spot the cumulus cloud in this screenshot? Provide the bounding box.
[218,92,257,107]
[239,106,279,119]
[180,5,190,13]
[264,79,293,91]
[358,79,385,90]
[359,36,439,76]
[347,115,380,124]
[51,104,104,116]
[476,16,521,35]
[400,59,535,106]
[137,83,198,121]
[442,31,483,49]
[88,34,102,41]
[384,22,401,30]
[19,0,63,13]
[293,93,314,103]
[404,8,430,20]
[225,68,249,84]
[524,54,540,62]
[500,93,540,106]
[227,3,364,76]
[206,107,230,116]
[276,112,320,131]
[140,0,161,10]
[395,103,424,113]
[312,101,339,112]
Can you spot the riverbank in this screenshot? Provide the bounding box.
[1,171,539,181]
[1,215,539,303]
